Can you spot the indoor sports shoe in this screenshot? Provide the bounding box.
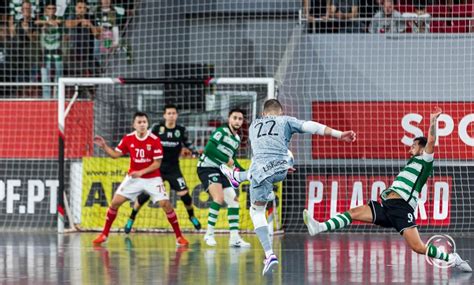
[453,253,472,272]
[189,216,202,230]
[204,232,217,246]
[124,218,134,234]
[93,233,108,245]
[219,164,240,189]
[262,254,279,276]
[303,209,321,236]
[229,235,251,248]
[176,236,189,247]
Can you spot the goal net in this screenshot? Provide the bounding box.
[60,77,275,233]
[1,0,473,234]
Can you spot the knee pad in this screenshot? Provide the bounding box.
[223,187,239,208]
[250,204,267,229]
[180,192,193,206]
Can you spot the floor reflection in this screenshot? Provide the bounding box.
[0,232,471,284]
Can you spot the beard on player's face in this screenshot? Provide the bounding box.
[409,143,423,157]
[229,123,242,132]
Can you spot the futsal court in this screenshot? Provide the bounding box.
[1,232,472,284]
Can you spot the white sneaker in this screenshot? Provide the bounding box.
[453,253,472,272]
[262,254,279,275]
[219,164,240,189]
[204,232,217,247]
[303,209,321,236]
[229,235,251,248]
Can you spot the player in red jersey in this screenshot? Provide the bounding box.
[92,112,188,246]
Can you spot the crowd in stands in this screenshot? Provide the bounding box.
[304,0,474,33]
[0,0,135,98]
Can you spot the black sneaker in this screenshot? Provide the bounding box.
[189,216,202,230]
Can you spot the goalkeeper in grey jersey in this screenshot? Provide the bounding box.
[220,99,356,275]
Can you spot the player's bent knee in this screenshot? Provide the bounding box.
[348,205,371,222]
[159,200,172,211]
[250,204,267,229]
[409,242,427,255]
[223,187,239,208]
[110,195,127,209]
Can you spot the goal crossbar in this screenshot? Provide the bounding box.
[57,77,275,233]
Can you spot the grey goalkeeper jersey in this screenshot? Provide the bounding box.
[249,115,306,183]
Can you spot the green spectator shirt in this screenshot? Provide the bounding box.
[39,16,63,51]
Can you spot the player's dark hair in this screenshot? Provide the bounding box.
[414,136,427,147]
[228,108,244,117]
[133,111,149,122]
[163,103,178,113]
[263,99,283,113]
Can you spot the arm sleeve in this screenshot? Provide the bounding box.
[181,126,195,149]
[153,138,164,160]
[204,140,230,164]
[421,151,434,162]
[286,116,307,134]
[115,137,128,154]
[150,123,160,136]
[233,157,245,171]
[301,121,327,135]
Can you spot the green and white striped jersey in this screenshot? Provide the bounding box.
[198,125,242,169]
[39,16,63,51]
[381,152,434,210]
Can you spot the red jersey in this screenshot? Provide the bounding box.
[115,131,163,178]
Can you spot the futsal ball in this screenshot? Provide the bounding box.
[287,149,294,167]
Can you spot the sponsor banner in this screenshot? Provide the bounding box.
[312,102,474,159]
[0,160,58,228]
[0,101,93,158]
[306,175,452,226]
[283,165,474,232]
[81,157,282,230]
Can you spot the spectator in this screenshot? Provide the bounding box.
[10,1,39,83]
[326,0,362,33]
[93,0,125,67]
[0,21,12,96]
[369,0,405,33]
[403,0,430,33]
[66,0,99,77]
[359,0,383,31]
[36,1,63,98]
[304,0,333,33]
[8,0,37,36]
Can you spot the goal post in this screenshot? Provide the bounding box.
[57,77,276,233]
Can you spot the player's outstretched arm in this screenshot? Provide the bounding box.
[425,107,442,154]
[300,121,356,143]
[94,136,122,158]
[323,127,356,143]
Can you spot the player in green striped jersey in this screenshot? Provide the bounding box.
[197,108,250,247]
[303,107,472,272]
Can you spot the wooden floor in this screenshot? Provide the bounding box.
[0,232,472,284]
